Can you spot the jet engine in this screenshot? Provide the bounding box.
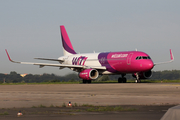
[132,70,152,79]
[78,69,99,80]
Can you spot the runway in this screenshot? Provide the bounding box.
[0,83,180,108]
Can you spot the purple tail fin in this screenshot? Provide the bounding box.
[60,25,76,56]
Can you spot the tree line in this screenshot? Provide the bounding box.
[0,70,180,83]
[0,71,80,83]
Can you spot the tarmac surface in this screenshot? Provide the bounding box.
[0,83,180,119]
[0,105,175,120]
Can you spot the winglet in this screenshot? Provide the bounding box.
[154,49,174,65]
[5,49,12,62]
[170,49,174,61]
[5,49,20,63]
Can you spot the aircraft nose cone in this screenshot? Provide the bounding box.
[148,61,154,69]
[142,61,154,71]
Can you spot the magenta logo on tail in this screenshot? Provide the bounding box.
[60,26,76,55]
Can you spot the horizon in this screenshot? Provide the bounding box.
[1,1,179,76]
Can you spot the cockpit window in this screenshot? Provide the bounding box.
[143,57,147,59]
[136,56,151,60]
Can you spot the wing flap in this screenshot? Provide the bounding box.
[34,58,64,62]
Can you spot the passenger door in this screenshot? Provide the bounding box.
[127,53,133,65]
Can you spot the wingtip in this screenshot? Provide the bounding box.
[5,49,12,62]
[170,49,174,61]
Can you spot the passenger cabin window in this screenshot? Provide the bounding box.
[136,56,151,60]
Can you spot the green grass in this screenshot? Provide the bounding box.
[31,104,46,108]
[49,104,55,107]
[72,103,78,107]
[30,103,136,112]
[1,79,180,85]
[31,106,37,108]
[38,104,46,108]
[81,104,94,107]
[0,111,9,115]
[0,81,81,85]
[135,80,180,83]
[93,80,180,83]
[62,103,66,107]
[86,106,136,112]
[21,105,136,115]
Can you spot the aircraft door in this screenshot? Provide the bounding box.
[127,53,133,65]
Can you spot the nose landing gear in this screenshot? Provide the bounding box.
[135,73,141,83]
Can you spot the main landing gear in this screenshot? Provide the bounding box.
[82,80,91,84]
[118,74,127,83]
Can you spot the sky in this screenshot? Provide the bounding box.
[0,0,180,76]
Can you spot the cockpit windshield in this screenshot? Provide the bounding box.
[136,56,151,60]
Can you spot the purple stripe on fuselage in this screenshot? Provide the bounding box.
[61,34,76,54]
[98,53,118,73]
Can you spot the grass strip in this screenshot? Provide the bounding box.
[1,79,180,85]
[86,106,136,112]
[0,111,9,115]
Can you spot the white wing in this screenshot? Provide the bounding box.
[5,49,106,70]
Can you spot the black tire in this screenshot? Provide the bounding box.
[87,80,91,84]
[123,78,127,83]
[118,78,122,83]
[83,80,92,84]
[83,80,87,84]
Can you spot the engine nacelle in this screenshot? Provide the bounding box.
[78,69,99,80]
[132,70,152,79]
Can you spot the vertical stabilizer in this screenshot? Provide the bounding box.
[60,25,76,56]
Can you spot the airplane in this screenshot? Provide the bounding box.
[5,25,174,83]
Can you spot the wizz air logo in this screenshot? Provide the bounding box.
[72,56,88,65]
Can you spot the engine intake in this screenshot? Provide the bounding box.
[79,69,99,80]
[132,70,152,79]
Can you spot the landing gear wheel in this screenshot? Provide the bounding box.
[135,79,141,83]
[82,80,91,84]
[87,80,91,84]
[83,80,87,84]
[135,80,138,83]
[118,77,127,83]
[118,78,123,83]
[123,78,127,83]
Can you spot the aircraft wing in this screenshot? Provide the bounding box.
[5,49,106,70]
[154,49,174,65]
